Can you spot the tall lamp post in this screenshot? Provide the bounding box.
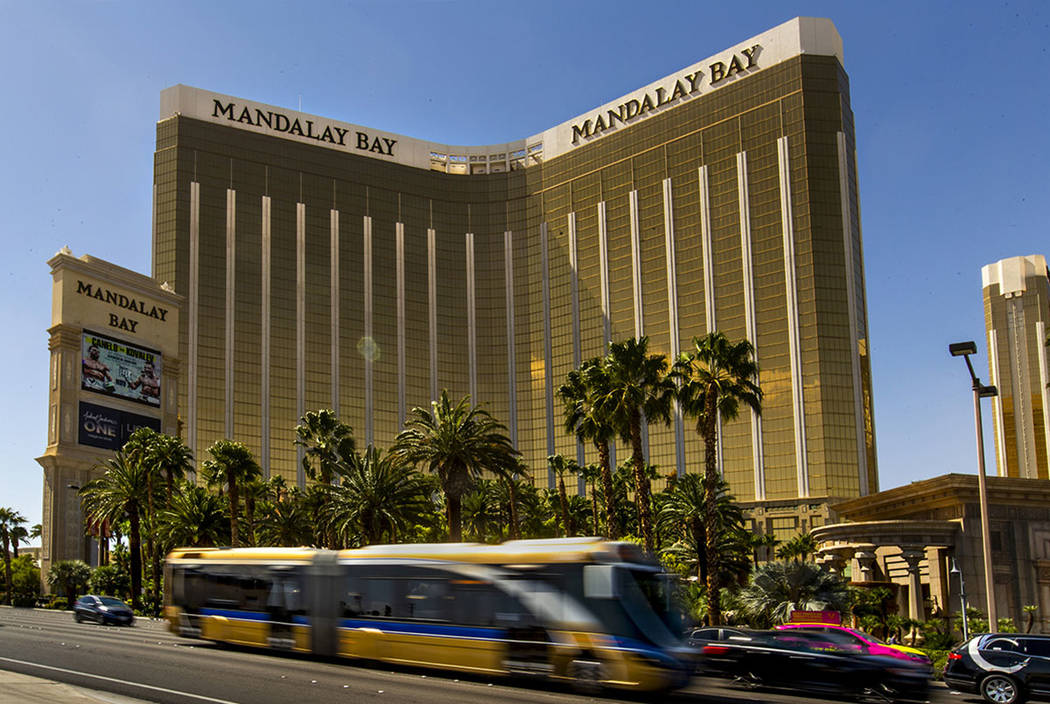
[949,341,998,627]
[950,558,969,641]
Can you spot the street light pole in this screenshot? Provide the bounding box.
[949,341,999,628]
[951,558,969,641]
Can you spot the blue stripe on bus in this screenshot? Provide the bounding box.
[199,608,270,621]
[338,619,505,640]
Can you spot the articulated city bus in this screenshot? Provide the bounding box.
[164,538,692,692]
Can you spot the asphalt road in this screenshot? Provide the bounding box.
[0,607,983,704]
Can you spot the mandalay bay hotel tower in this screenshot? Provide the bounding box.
[153,17,876,535]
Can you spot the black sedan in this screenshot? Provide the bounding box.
[73,595,135,626]
[944,633,1050,704]
[697,629,930,701]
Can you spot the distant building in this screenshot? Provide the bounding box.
[982,255,1050,479]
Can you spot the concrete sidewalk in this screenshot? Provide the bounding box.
[0,669,152,704]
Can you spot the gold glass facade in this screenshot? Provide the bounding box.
[983,255,1050,479]
[153,48,877,527]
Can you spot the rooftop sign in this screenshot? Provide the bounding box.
[160,17,841,173]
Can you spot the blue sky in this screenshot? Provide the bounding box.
[2,1,1048,532]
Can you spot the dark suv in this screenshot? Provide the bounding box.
[944,633,1050,704]
[73,595,135,626]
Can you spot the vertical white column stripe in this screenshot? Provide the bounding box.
[466,231,477,403]
[504,231,518,447]
[836,132,869,495]
[629,190,644,339]
[296,202,306,487]
[663,178,686,477]
[396,222,406,428]
[698,164,719,476]
[330,210,340,415]
[188,181,200,467]
[779,137,809,498]
[989,328,1007,476]
[363,215,373,446]
[698,165,716,334]
[261,196,271,477]
[151,184,158,277]
[568,213,585,473]
[597,201,612,346]
[1039,321,1050,479]
[737,152,765,501]
[428,228,438,402]
[541,222,555,486]
[224,189,236,439]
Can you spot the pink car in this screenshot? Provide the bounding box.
[774,623,931,664]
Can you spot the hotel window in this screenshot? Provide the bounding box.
[528,143,543,165]
[448,155,468,175]
[509,149,526,171]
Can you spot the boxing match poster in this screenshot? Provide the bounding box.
[81,331,162,407]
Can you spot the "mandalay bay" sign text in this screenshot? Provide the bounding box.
[211,100,399,157]
[570,45,760,144]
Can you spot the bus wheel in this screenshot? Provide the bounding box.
[570,658,604,694]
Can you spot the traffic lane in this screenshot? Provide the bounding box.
[1,607,967,704]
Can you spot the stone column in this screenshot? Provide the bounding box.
[901,547,927,622]
[853,544,877,582]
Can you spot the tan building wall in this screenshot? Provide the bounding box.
[37,248,182,584]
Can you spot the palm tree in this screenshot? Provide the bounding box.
[122,427,166,608]
[324,445,431,547]
[256,487,310,547]
[295,409,355,485]
[393,390,518,542]
[594,338,675,553]
[8,522,29,559]
[658,474,746,585]
[158,482,228,548]
[747,532,780,568]
[577,463,602,535]
[492,458,528,540]
[200,440,262,547]
[47,560,92,604]
[777,532,818,562]
[0,507,25,604]
[80,452,150,609]
[736,561,849,627]
[547,454,577,537]
[674,331,762,626]
[558,359,619,538]
[148,433,194,502]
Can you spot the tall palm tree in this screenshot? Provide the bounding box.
[148,433,194,502]
[200,440,262,547]
[324,445,431,547]
[558,359,619,538]
[80,452,150,609]
[748,532,780,568]
[158,482,228,548]
[122,428,166,607]
[657,474,745,585]
[547,454,577,537]
[595,337,675,553]
[0,507,25,604]
[674,331,762,626]
[394,390,518,542]
[492,458,528,540]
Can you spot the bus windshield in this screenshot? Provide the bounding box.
[616,567,685,647]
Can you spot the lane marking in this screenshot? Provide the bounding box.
[0,656,240,704]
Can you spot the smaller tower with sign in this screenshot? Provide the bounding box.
[37,248,182,585]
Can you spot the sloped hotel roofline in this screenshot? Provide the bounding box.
[158,17,842,176]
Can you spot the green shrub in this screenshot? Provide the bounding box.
[48,596,68,610]
[922,649,950,680]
